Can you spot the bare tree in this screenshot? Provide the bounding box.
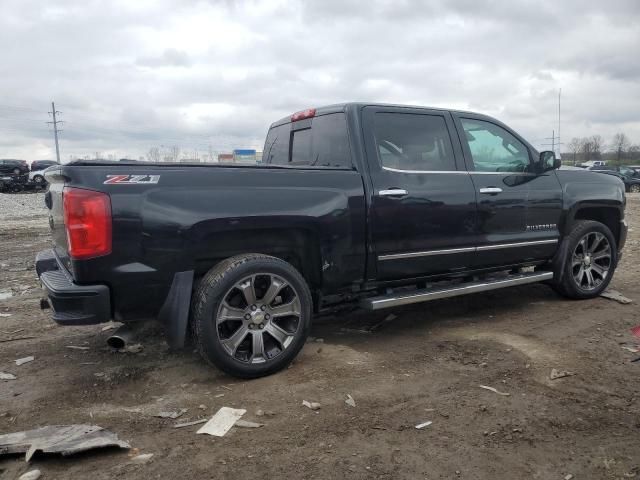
[168,145,180,162]
[568,137,581,165]
[580,137,593,161]
[147,147,161,162]
[610,133,631,162]
[590,135,603,159]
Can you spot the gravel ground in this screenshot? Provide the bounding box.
[0,192,48,233]
[0,192,47,218]
[0,194,639,480]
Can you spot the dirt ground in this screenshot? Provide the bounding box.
[1,195,639,480]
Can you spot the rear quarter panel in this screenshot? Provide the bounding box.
[51,164,366,320]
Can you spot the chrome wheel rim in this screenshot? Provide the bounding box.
[216,273,301,364]
[571,232,611,291]
[631,184,640,193]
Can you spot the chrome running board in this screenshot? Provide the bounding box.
[361,271,553,311]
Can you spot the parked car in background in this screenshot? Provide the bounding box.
[589,165,640,179]
[29,160,58,184]
[0,174,29,192]
[0,159,29,175]
[618,166,640,178]
[579,160,607,168]
[595,170,640,193]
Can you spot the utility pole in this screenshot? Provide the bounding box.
[558,88,561,157]
[542,130,563,154]
[47,101,63,163]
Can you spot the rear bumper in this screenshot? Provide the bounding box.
[36,249,111,325]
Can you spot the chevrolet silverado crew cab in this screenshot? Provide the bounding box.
[37,103,627,378]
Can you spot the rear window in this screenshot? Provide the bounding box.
[262,113,352,168]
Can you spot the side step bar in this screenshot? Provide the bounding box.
[361,271,554,311]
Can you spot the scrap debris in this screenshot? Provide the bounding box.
[600,290,633,304]
[302,400,322,410]
[15,356,34,366]
[153,408,187,419]
[130,453,154,464]
[0,336,36,344]
[65,345,90,351]
[0,425,130,462]
[631,325,640,339]
[479,385,510,396]
[621,345,640,354]
[550,369,575,380]
[120,343,143,354]
[345,394,356,408]
[415,421,433,429]
[197,407,246,437]
[173,419,208,429]
[18,470,41,480]
[0,372,16,380]
[235,420,264,428]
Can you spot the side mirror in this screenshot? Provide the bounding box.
[539,151,560,171]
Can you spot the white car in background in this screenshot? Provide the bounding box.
[579,160,607,168]
[28,160,58,184]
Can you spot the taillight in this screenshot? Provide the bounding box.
[63,187,112,259]
[291,108,316,122]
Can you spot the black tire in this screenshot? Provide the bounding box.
[552,220,617,299]
[630,184,640,194]
[191,254,312,378]
[33,174,45,184]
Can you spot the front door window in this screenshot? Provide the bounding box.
[461,118,531,173]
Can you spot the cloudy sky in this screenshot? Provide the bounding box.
[1,0,639,161]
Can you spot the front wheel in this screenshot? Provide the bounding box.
[33,174,45,184]
[552,220,617,299]
[630,184,640,193]
[191,254,312,378]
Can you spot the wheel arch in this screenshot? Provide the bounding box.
[191,227,323,292]
[570,205,621,247]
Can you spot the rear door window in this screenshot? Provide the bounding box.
[372,113,456,171]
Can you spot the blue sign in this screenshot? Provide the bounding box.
[233,149,256,155]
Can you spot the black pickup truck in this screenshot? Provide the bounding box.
[37,103,627,378]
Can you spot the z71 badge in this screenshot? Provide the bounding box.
[104,174,160,185]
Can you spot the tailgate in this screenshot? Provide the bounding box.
[44,167,71,269]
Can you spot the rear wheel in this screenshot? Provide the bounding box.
[33,174,45,184]
[191,254,312,378]
[552,220,617,299]
[630,184,640,193]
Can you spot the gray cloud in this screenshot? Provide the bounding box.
[0,0,639,160]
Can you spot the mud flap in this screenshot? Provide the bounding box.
[550,236,571,284]
[158,270,194,349]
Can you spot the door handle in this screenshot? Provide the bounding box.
[379,188,409,197]
[479,187,502,194]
